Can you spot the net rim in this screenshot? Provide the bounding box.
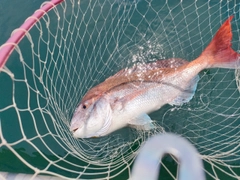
[0,0,64,70]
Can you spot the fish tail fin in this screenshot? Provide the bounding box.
[200,16,239,69]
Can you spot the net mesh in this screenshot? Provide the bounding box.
[0,0,240,179]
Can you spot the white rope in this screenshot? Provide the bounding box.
[0,0,240,179]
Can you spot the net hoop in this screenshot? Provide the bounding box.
[0,0,64,70]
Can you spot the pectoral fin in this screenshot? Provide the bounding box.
[111,89,145,111]
[128,113,155,130]
[169,75,199,106]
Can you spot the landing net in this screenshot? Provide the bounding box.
[0,0,240,179]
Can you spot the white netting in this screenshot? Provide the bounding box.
[0,0,240,179]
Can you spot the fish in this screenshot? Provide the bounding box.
[70,16,239,138]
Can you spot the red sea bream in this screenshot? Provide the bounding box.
[70,16,239,138]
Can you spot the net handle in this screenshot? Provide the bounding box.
[0,0,64,70]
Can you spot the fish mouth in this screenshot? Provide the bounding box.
[71,124,101,138]
[71,123,95,138]
[69,113,85,134]
[72,128,78,133]
[70,122,85,138]
[70,123,82,133]
[72,129,99,139]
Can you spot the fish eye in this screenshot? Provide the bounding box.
[82,104,87,109]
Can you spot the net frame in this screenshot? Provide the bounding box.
[0,0,63,69]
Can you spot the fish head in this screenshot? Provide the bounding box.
[70,96,112,138]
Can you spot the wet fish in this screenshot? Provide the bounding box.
[70,16,239,138]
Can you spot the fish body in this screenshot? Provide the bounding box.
[70,16,239,138]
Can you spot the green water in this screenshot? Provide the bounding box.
[1,0,240,179]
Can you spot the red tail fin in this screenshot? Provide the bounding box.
[201,16,239,68]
